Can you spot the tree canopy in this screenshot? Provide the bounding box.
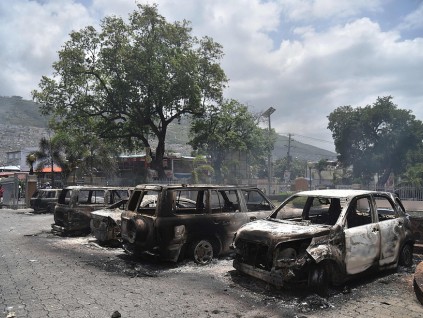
[32,4,227,178]
[189,99,273,183]
[327,96,423,185]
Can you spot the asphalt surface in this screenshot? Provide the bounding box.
[1,208,423,318]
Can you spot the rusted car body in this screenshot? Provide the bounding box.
[90,199,129,244]
[30,188,61,213]
[52,186,131,235]
[232,189,415,294]
[120,184,274,264]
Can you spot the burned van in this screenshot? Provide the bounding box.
[120,184,274,264]
[52,186,131,235]
[232,189,415,295]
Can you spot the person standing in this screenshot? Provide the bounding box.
[0,184,4,204]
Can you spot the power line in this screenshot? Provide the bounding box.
[280,132,333,144]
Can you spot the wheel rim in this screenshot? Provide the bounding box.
[193,240,213,264]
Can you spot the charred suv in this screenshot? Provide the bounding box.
[52,186,131,235]
[232,189,414,295]
[30,188,61,214]
[120,184,274,264]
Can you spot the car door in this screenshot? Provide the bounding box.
[241,189,274,222]
[344,195,381,275]
[208,189,243,253]
[374,194,406,266]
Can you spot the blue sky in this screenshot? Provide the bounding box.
[1,0,422,152]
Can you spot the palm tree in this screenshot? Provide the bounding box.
[34,136,66,186]
[316,159,328,186]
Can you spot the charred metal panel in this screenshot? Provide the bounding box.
[232,189,415,291]
[120,184,274,263]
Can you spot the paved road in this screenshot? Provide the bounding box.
[1,209,423,318]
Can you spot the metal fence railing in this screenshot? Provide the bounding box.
[334,184,423,201]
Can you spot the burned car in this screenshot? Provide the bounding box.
[232,189,414,295]
[90,198,130,245]
[121,184,274,264]
[30,188,61,214]
[52,186,131,235]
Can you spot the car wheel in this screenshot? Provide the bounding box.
[399,244,413,267]
[308,263,329,297]
[191,239,214,265]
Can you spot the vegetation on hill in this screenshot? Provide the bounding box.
[0,96,336,167]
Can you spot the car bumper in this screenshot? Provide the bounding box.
[233,259,301,287]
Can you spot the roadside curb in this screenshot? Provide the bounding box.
[413,261,423,305]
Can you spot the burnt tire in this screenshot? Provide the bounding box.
[191,239,214,265]
[308,263,329,297]
[399,244,413,267]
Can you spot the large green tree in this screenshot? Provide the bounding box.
[273,157,307,182]
[32,4,227,178]
[189,99,273,183]
[327,96,423,185]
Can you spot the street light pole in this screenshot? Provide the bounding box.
[262,107,276,195]
[307,162,313,190]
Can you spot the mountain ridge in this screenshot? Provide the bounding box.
[0,96,336,165]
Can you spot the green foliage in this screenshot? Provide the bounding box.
[34,135,66,185]
[192,155,214,184]
[401,163,423,187]
[32,4,227,179]
[328,96,423,185]
[273,157,307,181]
[189,99,273,183]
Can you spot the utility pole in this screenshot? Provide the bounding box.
[286,133,292,171]
[262,107,276,195]
[284,133,292,184]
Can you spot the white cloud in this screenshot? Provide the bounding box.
[398,3,423,31]
[0,0,94,97]
[279,0,383,21]
[1,0,423,152]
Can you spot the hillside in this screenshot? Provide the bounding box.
[0,96,336,165]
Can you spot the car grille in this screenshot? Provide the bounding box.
[236,239,270,271]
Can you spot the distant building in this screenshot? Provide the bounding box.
[6,147,37,172]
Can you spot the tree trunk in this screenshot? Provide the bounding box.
[153,131,167,180]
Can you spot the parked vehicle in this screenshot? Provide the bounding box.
[30,188,61,214]
[120,184,275,264]
[90,198,129,245]
[52,186,131,235]
[232,189,415,295]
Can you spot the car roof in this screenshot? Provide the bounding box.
[294,189,390,199]
[133,184,260,190]
[62,186,130,190]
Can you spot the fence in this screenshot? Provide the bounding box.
[333,184,423,201]
[0,174,26,209]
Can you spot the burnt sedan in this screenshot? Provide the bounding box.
[90,198,129,245]
[232,189,414,295]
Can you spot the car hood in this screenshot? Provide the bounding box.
[91,208,122,222]
[235,219,331,244]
